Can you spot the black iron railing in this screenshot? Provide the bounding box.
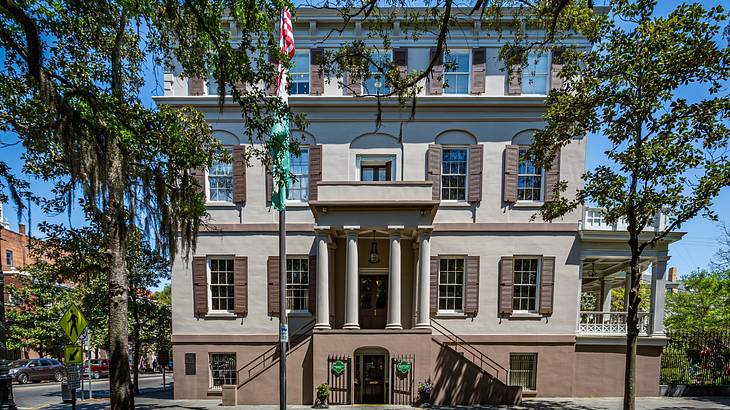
[661,330,730,386]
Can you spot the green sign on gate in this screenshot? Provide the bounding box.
[331,360,346,374]
[396,360,411,374]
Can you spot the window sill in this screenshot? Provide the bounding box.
[285,201,310,208]
[205,202,237,208]
[435,312,468,318]
[512,201,544,209]
[203,312,238,319]
[508,312,543,319]
[439,201,472,208]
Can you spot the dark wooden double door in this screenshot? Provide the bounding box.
[355,354,387,404]
[359,274,387,329]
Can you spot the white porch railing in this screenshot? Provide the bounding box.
[578,311,650,335]
[580,207,666,232]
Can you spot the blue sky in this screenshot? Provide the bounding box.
[1,1,728,278]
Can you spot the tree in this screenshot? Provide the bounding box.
[530,2,730,409]
[665,269,730,333]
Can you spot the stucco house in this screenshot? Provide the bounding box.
[157,8,683,405]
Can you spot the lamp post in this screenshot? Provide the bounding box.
[0,224,18,410]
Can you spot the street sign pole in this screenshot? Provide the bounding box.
[86,333,92,399]
[278,208,287,410]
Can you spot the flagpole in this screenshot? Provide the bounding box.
[279,207,286,410]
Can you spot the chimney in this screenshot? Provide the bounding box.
[18,223,25,236]
[668,267,677,282]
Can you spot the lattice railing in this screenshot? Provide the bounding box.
[578,311,649,335]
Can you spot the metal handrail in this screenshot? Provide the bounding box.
[430,318,509,383]
[236,318,316,383]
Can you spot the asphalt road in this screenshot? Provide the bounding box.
[13,373,172,410]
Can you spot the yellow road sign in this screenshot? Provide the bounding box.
[65,344,83,365]
[59,304,87,343]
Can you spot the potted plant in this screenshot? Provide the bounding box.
[313,383,330,408]
[416,381,433,407]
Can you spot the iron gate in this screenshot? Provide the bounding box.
[390,354,415,405]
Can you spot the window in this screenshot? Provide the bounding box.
[288,147,309,201]
[208,149,233,202]
[185,353,197,375]
[443,51,470,94]
[290,51,310,95]
[521,52,549,95]
[441,148,468,201]
[209,353,236,389]
[513,257,540,312]
[358,156,395,182]
[5,250,13,267]
[509,353,537,390]
[438,258,465,312]
[363,52,391,95]
[209,258,234,312]
[517,147,543,201]
[286,257,309,312]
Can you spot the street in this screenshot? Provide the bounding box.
[13,373,172,410]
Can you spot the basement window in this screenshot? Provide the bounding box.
[509,353,537,391]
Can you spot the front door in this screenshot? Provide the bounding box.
[355,354,387,404]
[359,275,387,329]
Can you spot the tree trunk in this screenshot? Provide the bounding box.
[623,243,641,410]
[133,301,140,395]
[108,142,133,409]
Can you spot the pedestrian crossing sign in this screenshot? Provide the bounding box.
[65,344,83,365]
[59,304,87,343]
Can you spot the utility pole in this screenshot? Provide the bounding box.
[0,223,18,410]
[278,208,287,410]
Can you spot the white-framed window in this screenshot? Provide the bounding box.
[363,51,392,95]
[513,257,540,312]
[441,147,468,201]
[209,353,236,389]
[5,250,13,267]
[207,148,233,202]
[290,50,310,95]
[286,256,309,313]
[209,258,234,313]
[357,155,396,182]
[521,52,549,95]
[288,147,309,201]
[443,51,470,94]
[438,257,465,312]
[517,146,543,201]
[509,353,537,390]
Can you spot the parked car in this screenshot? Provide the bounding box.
[9,358,65,384]
[79,359,110,379]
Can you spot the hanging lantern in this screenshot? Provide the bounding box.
[368,231,380,264]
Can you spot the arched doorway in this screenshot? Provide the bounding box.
[354,347,389,404]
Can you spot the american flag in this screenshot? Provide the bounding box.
[276,7,295,96]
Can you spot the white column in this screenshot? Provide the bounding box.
[415,227,432,329]
[412,242,419,328]
[600,277,613,312]
[386,226,403,330]
[314,228,330,330]
[576,259,584,333]
[649,257,669,335]
[328,242,336,326]
[343,227,360,330]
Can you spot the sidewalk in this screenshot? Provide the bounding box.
[38,391,730,410]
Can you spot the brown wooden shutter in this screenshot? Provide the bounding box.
[191,169,206,197]
[503,145,519,203]
[550,48,565,90]
[394,48,408,79]
[192,256,208,317]
[267,53,278,96]
[426,145,442,201]
[266,167,273,206]
[308,255,317,315]
[428,48,444,95]
[539,256,556,316]
[498,256,514,316]
[233,256,248,316]
[430,256,440,315]
[188,78,205,96]
[308,145,322,201]
[464,256,480,316]
[507,65,522,95]
[544,149,561,202]
[232,146,247,203]
[344,71,362,96]
[267,256,280,316]
[470,48,486,95]
[468,144,484,203]
[310,48,325,95]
